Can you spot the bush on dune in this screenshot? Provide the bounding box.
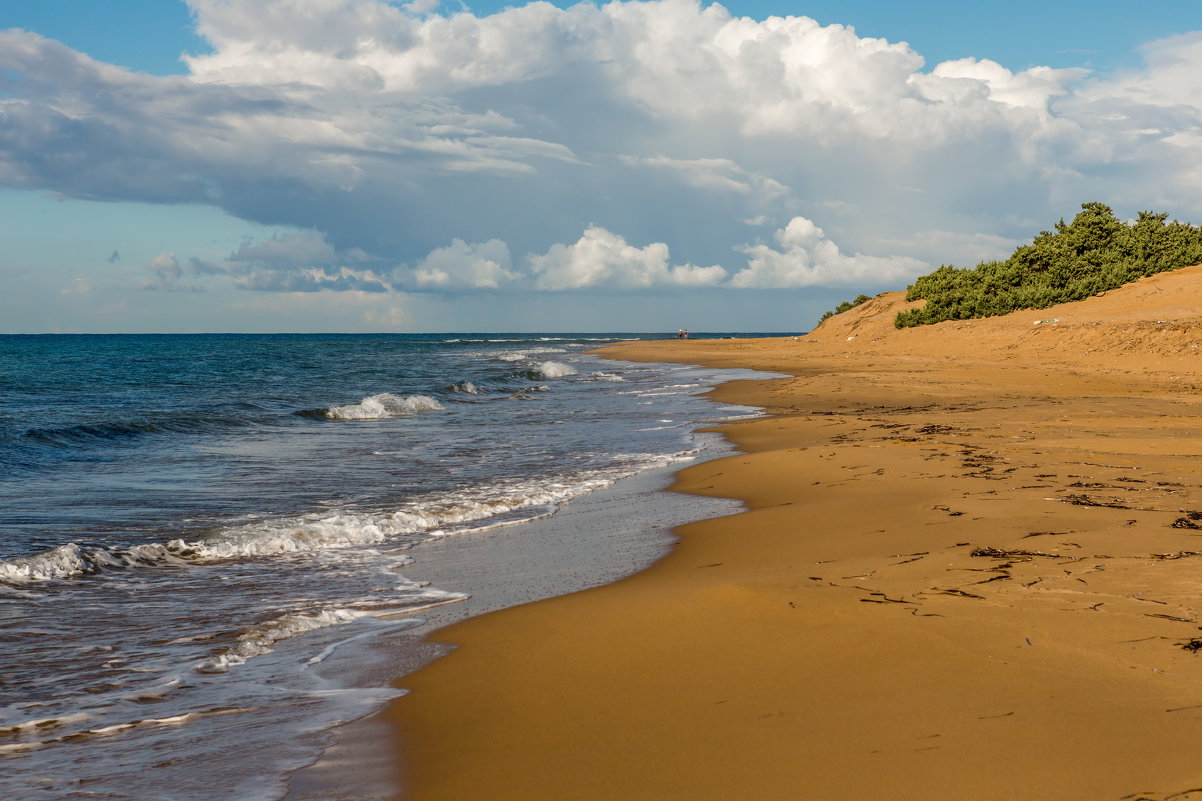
[819,294,873,324]
[895,202,1202,328]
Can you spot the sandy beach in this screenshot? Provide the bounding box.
[389,266,1202,800]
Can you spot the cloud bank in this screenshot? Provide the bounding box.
[3,0,1202,304]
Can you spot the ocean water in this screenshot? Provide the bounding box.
[0,333,779,800]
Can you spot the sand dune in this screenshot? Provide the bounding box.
[390,265,1202,801]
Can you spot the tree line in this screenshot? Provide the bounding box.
[818,203,1202,328]
[894,202,1202,327]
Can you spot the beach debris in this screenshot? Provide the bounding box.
[1170,511,1202,529]
[1179,638,1202,655]
[1146,613,1195,623]
[970,546,1058,559]
[1061,493,1131,509]
[973,573,1011,585]
[1166,704,1202,713]
[859,592,911,605]
[1022,530,1072,538]
[936,588,985,600]
[978,711,1015,720]
[1152,551,1202,560]
[916,424,955,435]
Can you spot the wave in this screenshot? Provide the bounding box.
[494,348,566,362]
[533,361,577,379]
[447,381,480,395]
[18,405,273,449]
[0,452,700,585]
[195,608,368,673]
[324,393,443,420]
[587,371,624,382]
[0,512,418,583]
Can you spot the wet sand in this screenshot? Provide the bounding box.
[389,266,1202,800]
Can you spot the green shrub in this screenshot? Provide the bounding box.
[819,293,873,323]
[896,203,1202,328]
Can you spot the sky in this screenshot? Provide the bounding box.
[1,0,1201,333]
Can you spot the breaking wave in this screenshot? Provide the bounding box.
[534,361,577,379]
[325,393,443,420]
[0,451,700,585]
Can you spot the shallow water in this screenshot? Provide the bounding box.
[0,333,782,800]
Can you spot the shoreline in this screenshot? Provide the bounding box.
[386,277,1202,800]
[283,363,762,801]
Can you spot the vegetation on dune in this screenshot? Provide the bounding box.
[819,293,873,324]
[895,202,1202,328]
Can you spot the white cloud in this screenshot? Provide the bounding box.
[880,229,1021,268]
[732,217,927,288]
[403,238,516,290]
[628,156,789,197]
[2,0,1202,317]
[145,252,182,287]
[195,231,394,293]
[530,226,726,290]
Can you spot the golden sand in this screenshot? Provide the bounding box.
[389,266,1202,800]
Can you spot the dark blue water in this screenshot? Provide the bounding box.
[0,333,782,800]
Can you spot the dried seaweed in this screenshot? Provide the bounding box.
[1062,494,1131,509]
[971,546,1057,559]
[1171,511,1202,529]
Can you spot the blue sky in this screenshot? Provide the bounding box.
[2,0,1201,332]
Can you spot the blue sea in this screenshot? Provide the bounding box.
[0,333,781,800]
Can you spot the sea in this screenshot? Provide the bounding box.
[0,333,784,801]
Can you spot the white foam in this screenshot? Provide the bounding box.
[0,544,92,582]
[588,371,624,382]
[448,381,479,394]
[495,348,566,362]
[196,608,367,673]
[325,393,442,420]
[0,449,704,584]
[536,361,577,378]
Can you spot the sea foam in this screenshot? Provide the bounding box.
[535,361,578,378]
[325,393,443,420]
[195,608,368,673]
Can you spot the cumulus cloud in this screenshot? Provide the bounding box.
[399,238,517,290]
[2,0,1202,309]
[169,231,393,293]
[732,217,927,288]
[530,226,726,290]
[222,233,391,292]
[142,252,184,290]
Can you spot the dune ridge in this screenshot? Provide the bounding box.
[390,264,1202,801]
